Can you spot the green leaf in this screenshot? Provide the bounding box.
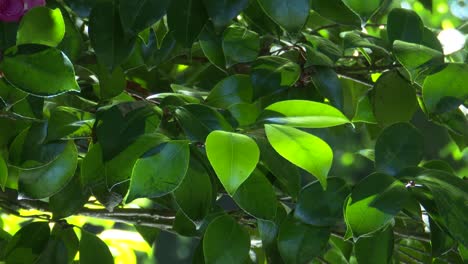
[79,230,113,264]
[93,64,126,100]
[167,0,208,47]
[126,140,190,202]
[261,100,350,128]
[342,0,383,22]
[199,24,226,70]
[372,71,418,126]
[303,34,342,62]
[294,177,350,226]
[49,174,89,220]
[206,74,253,108]
[203,0,249,29]
[18,141,78,199]
[265,124,332,189]
[423,63,468,113]
[174,157,213,221]
[89,1,136,70]
[46,106,94,142]
[0,154,7,191]
[387,8,424,45]
[135,225,160,247]
[355,225,394,264]
[393,40,444,82]
[309,67,344,110]
[203,215,250,263]
[36,225,78,264]
[228,103,260,126]
[344,173,398,237]
[17,7,65,47]
[257,0,310,31]
[0,45,79,96]
[3,222,50,264]
[342,31,389,54]
[233,169,277,220]
[251,56,301,99]
[205,131,259,195]
[375,123,424,175]
[0,22,18,50]
[430,217,455,257]
[222,25,260,67]
[310,0,360,26]
[277,216,330,263]
[241,0,281,35]
[119,0,170,34]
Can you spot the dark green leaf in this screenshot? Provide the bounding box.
[167,0,208,47]
[430,217,455,257]
[79,230,113,264]
[17,7,65,47]
[310,67,344,110]
[355,225,394,264]
[0,154,7,191]
[199,24,226,70]
[206,74,253,108]
[3,222,50,264]
[310,0,360,26]
[119,0,170,34]
[49,173,89,220]
[0,22,18,50]
[135,225,160,247]
[342,0,383,22]
[46,106,94,142]
[37,225,79,264]
[257,0,310,31]
[228,103,261,126]
[93,64,126,100]
[203,0,249,29]
[387,8,424,45]
[222,25,260,67]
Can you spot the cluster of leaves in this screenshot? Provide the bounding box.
[0,0,467,263]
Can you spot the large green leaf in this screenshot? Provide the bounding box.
[206,74,253,108]
[375,123,424,175]
[387,8,424,45]
[265,124,332,189]
[309,0,360,26]
[205,131,259,195]
[309,67,344,110]
[79,231,113,264]
[422,63,468,113]
[92,64,126,100]
[119,0,170,34]
[18,141,78,199]
[294,178,350,226]
[233,169,277,220]
[203,0,249,29]
[355,225,394,264]
[277,216,330,263]
[251,56,301,99]
[49,174,89,220]
[167,0,208,47]
[126,140,190,202]
[203,215,250,263]
[257,0,310,31]
[3,222,50,264]
[222,25,260,67]
[17,7,65,47]
[342,0,383,22]
[46,106,94,142]
[261,100,350,128]
[199,25,226,70]
[89,1,136,70]
[372,71,418,126]
[0,45,79,96]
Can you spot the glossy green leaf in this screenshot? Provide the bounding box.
[387,8,424,45]
[79,231,113,264]
[228,103,260,126]
[265,124,332,189]
[353,96,377,123]
[17,7,65,47]
[257,0,310,31]
[310,0,360,26]
[294,177,350,226]
[46,106,94,142]
[167,0,208,47]
[0,46,79,96]
[222,25,260,67]
[206,74,253,108]
[343,31,389,54]
[174,157,213,221]
[422,63,468,113]
[89,1,136,70]
[344,173,399,237]
[241,0,281,35]
[203,0,249,29]
[393,40,444,82]
[251,56,301,99]
[375,123,424,175]
[205,131,259,195]
[199,25,226,70]
[355,225,394,264]
[277,216,330,263]
[233,169,277,220]
[261,100,350,128]
[93,64,126,100]
[310,67,344,110]
[373,71,418,126]
[3,222,50,264]
[18,141,78,199]
[342,0,383,22]
[127,140,190,202]
[203,215,250,263]
[303,34,342,62]
[49,174,89,220]
[0,154,7,191]
[119,0,170,34]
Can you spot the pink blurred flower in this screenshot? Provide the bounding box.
[0,0,46,22]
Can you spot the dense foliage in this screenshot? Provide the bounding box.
[0,0,467,263]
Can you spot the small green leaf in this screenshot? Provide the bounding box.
[203,0,249,29]
[261,100,350,128]
[277,216,330,263]
[0,46,79,96]
[222,25,260,67]
[265,124,332,189]
[199,25,226,70]
[203,215,250,264]
[387,8,424,45]
[79,231,113,264]
[375,123,424,175]
[310,0,360,26]
[228,103,260,126]
[205,131,259,195]
[127,140,190,202]
[355,225,394,264]
[309,67,344,110]
[206,74,253,108]
[119,0,170,34]
[167,0,208,47]
[17,7,65,47]
[3,222,50,264]
[257,0,310,31]
[295,178,350,226]
[342,0,383,22]
[18,141,78,199]
[93,64,126,100]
